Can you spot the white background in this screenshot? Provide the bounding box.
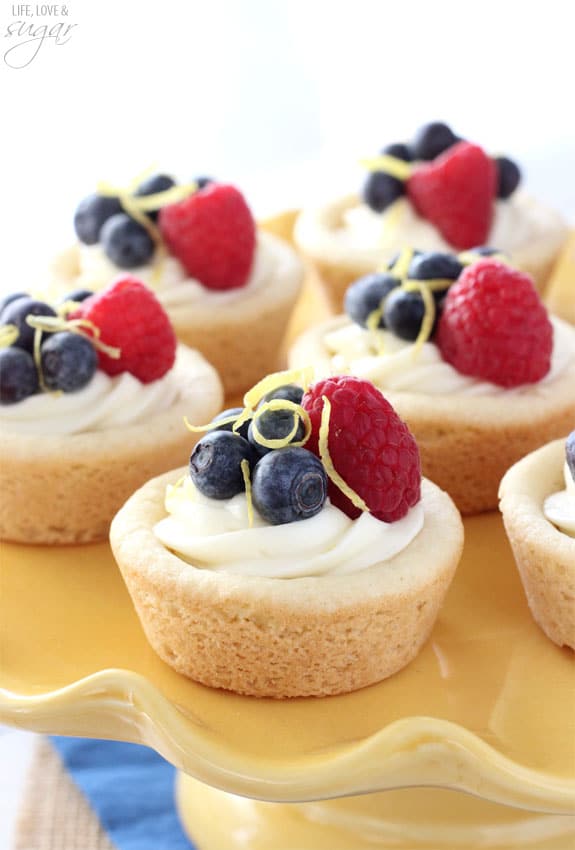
[1,0,574,845]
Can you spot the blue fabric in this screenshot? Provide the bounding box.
[50,737,195,850]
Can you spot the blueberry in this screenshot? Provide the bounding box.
[55,288,94,313]
[41,332,97,393]
[248,408,306,456]
[261,384,304,406]
[194,176,214,190]
[74,194,123,245]
[468,245,504,257]
[211,407,251,440]
[412,122,460,161]
[135,173,176,221]
[384,288,439,342]
[190,431,257,500]
[100,214,155,269]
[409,252,463,302]
[344,273,400,328]
[362,171,405,213]
[495,157,521,199]
[1,297,57,353]
[382,142,412,162]
[566,431,575,483]
[0,347,39,404]
[251,447,328,525]
[0,292,29,319]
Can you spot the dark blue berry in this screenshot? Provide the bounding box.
[55,289,94,312]
[248,408,306,456]
[251,447,327,525]
[0,292,29,319]
[409,251,463,301]
[135,174,176,221]
[41,332,97,393]
[261,384,304,406]
[194,176,214,190]
[1,297,56,353]
[211,407,251,440]
[412,122,459,161]
[0,347,39,404]
[344,273,400,328]
[74,194,123,245]
[384,288,439,342]
[468,245,504,257]
[100,214,155,269]
[382,142,412,162]
[495,157,521,199]
[566,430,575,483]
[189,431,257,500]
[362,171,404,213]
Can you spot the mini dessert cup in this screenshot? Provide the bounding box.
[499,438,575,650]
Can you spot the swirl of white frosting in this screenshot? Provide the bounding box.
[321,317,573,397]
[73,232,275,310]
[544,462,575,537]
[153,477,424,578]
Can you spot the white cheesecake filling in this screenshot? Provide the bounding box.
[0,345,221,436]
[320,317,573,397]
[73,231,276,310]
[153,476,424,579]
[544,462,575,537]
[340,192,562,259]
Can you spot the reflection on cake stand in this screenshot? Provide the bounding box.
[1,513,574,849]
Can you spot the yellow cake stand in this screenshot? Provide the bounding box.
[1,219,574,849]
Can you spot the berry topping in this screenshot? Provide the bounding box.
[1,297,56,353]
[407,142,497,249]
[134,174,176,221]
[362,171,404,213]
[261,383,304,406]
[72,276,176,382]
[383,288,440,342]
[0,347,39,404]
[302,376,421,522]
[74,194,123,245]
[411,121,460,161]
[248,406,306,456]
[0,292,28,318]
[566,431,575,483]
[344,273,400,328]
[382,142,412,162]
[409,251,463,283]
[159,183,256,290]
[495,156,521,199]
[251,447,328,525]
[190,431,257,500]
[211,407,252,440]
[40,332,97,393]
[436,260,553,388]
[100,214,155,269]
[466,245,504,258]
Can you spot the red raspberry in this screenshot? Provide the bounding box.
[407,141,496,249]
[72,277,176,383]
[159,183,256,290]
[436,260,553,388]
[301,376,421,522]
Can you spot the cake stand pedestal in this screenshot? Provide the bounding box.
[1,513,574,849]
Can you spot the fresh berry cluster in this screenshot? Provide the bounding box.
[0,277,177,404]
[74,173,256,291]
[362,121,521,249]
[189,374,421,526]
[345,252,553,389]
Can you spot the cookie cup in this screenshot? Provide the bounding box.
[0,347,223,545]
[499,440,575,650]
[110,473,463,699]
[51,231,304,396]
[293,195,568,312]
[289,317,575,515]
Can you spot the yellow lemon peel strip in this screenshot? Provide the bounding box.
[184,414,238,434]
[360,155,413,182]
[390,247,414,280]
[401,280,436,355]
[318,396,369,512]
[240,459,254,528]
[250,399,312,450]
[25,315,121,359]
[0,324,19,348]
[243,366,314,411]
